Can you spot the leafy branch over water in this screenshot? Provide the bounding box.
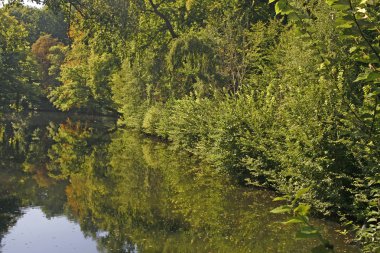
[271,187,335,253]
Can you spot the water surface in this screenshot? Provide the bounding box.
[0,112,359,252]
[2,207,100,253]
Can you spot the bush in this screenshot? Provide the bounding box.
[142,105,162,135]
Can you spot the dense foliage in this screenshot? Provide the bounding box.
[0,3,68,111]
[1,0,379,251]
[0,8,37,110]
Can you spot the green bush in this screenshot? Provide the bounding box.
[142,105,162,135]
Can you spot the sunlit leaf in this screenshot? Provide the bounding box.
[325,0,338,5]
[275,0,288,14]
[270,205,292,214]
[282,218,304,225]
[273,196,288,201]
[295,187,310,200]
[294,204,311,216]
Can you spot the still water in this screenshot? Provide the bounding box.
[0,113,359,253]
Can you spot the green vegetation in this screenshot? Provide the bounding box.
[0,0,379,251]
[271,188,335,253]
[0,114,358,252]
[0,2,68,111]
[0,8,36,110]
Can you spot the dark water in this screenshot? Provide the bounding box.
[0,112,359,253]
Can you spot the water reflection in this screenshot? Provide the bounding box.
[0,113,358,252]
[2,208,100,253]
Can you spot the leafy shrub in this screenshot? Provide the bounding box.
[142,105,162,135]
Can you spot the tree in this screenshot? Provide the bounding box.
[31,34,62,94]
[0,9,38,110]
[48,17,119,114]
[6,3,69,43]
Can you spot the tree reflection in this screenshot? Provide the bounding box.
[58,129,357,253]
[0,196,21,246]
[0,113,113,243]
[0,114,357,253]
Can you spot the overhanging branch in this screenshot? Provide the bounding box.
[148,0,178,39]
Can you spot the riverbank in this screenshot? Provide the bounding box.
[0,113,360,252]
[122,94,379,252]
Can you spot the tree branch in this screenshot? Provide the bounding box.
[348,0,380,63]
[147,0,178,39]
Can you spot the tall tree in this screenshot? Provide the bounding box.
[31,34,62,94]
[0,9,37,110]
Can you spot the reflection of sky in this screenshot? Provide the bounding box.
[1,207,101,253]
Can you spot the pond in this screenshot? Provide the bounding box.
[0,112,359,253]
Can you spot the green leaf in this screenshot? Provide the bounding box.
[354,72,370,82]
[270,205,292,214]
[329,0,351,10]
[296,230,320,239]
[368,218,378,223]
[296,227,320,239]
[275,0,287,14]
[354,71,380,82]
[335,17,354,28]
[333,3,351,11]
[349,46,357,53]
[282,218,304,225]
[287,12,300,22]
[295,187,310,200]
[367,71,380,81]
[273,196,288,201]
[294,204,311,216]
[325,0,338,5]
[357,53,380,63]
[269,0,277,3]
